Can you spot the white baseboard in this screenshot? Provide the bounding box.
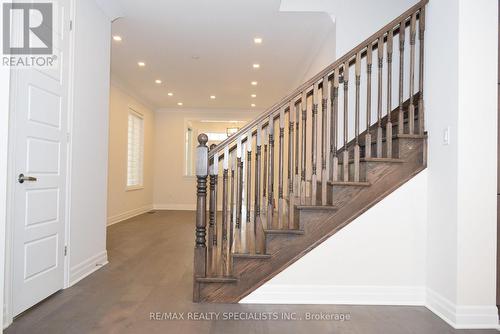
[153,204,196,211]
[69,250,108,286]
[240,285,426,306]
[243,285,498,329]
[425,288,499,329]
[107,204,154,225]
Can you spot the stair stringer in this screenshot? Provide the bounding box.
[197,137,427,303]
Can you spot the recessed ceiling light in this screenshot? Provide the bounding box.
[155,79,162,84]
[251,94,256,98]
[167,92,173,96]
[113,35,122,42]
[254,37,263,44]
[253,64,260,69]
[210,95,216,100]
[177,102,183,106]
[138,62,146,67]
[192,55,200,60]
[251,81,258,86]
[251,103,256,107]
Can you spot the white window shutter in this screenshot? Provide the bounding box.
[127,110,144,188]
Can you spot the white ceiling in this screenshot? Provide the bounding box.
[110,0,334,111]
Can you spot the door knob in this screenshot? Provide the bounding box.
[18,174,37,184]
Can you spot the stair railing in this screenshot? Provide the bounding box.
[193,0,427,301]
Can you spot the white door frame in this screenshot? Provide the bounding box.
[2,0,76,328]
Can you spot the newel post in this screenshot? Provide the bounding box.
[193,133,208,302]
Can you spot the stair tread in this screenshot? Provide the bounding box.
[233,253,272,259]
[337,157,406,164]
[295,205,338,211]
[358,133,426,147]
[196,277,238,283]
[364,157,405,163]
[264,229,305,235]
[328,181,371,187]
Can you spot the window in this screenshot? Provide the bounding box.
[206,132,228,142]
[185,127,193,175]
[127,109,144,189]
[183,119,247,176]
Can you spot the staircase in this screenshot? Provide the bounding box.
[193,0,428,303]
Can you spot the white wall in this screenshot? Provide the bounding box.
[425,0,498,329]
[424,0,460,309]
[298,28,335,85]
[243,171,428,304]
[456,0,497,308]
[153,109,258,210]
[334,0,418,57]
[107,83,155,225]
[279,0,336,86]
[68,0,111,285]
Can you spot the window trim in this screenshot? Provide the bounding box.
[126,108,144,191]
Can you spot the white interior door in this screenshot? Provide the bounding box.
[10,0,70,316]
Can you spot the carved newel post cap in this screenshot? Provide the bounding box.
[198,133,208,146]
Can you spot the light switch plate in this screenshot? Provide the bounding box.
[443,127,450,145]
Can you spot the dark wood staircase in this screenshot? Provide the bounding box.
[192,0,428,303]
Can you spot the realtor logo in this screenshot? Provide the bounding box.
[3,2,53,54]
[2,2,56,67]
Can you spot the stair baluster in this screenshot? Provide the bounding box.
[278,109,285,228]
[288,101,295,227]
[354,52,361,182]
[398,19,406,135]
[332,68,339,181]
[246,130,253,253]
[294,102,300,197]
[311,83,319,204]
[222,146,229,276]
[409,13,417,134]
[229,148,235,262]
[342,61,349,182]
[267,116,275,228]
[418,7,426,135]
[235,138,242,253]
[207,161,215,276]
[321,74,330,205]
[214,153,221,276]
[376,35,384,158]
[366,45,373,158]
[300,90,307,205]
[262,127,268,217]
[386,30,393,158]
[255,125,262,253]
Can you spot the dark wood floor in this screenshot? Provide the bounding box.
[5,210,498,333]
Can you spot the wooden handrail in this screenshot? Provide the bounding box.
[208,0,427,159]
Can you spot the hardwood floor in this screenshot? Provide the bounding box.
[5,211,498,334]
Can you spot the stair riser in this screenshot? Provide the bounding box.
[295,209,337,232]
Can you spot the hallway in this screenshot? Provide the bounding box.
[5,211,498,334]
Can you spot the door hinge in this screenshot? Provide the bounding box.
[69,20,73,31]
[64,246,68,256]
[67,132,71,142]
